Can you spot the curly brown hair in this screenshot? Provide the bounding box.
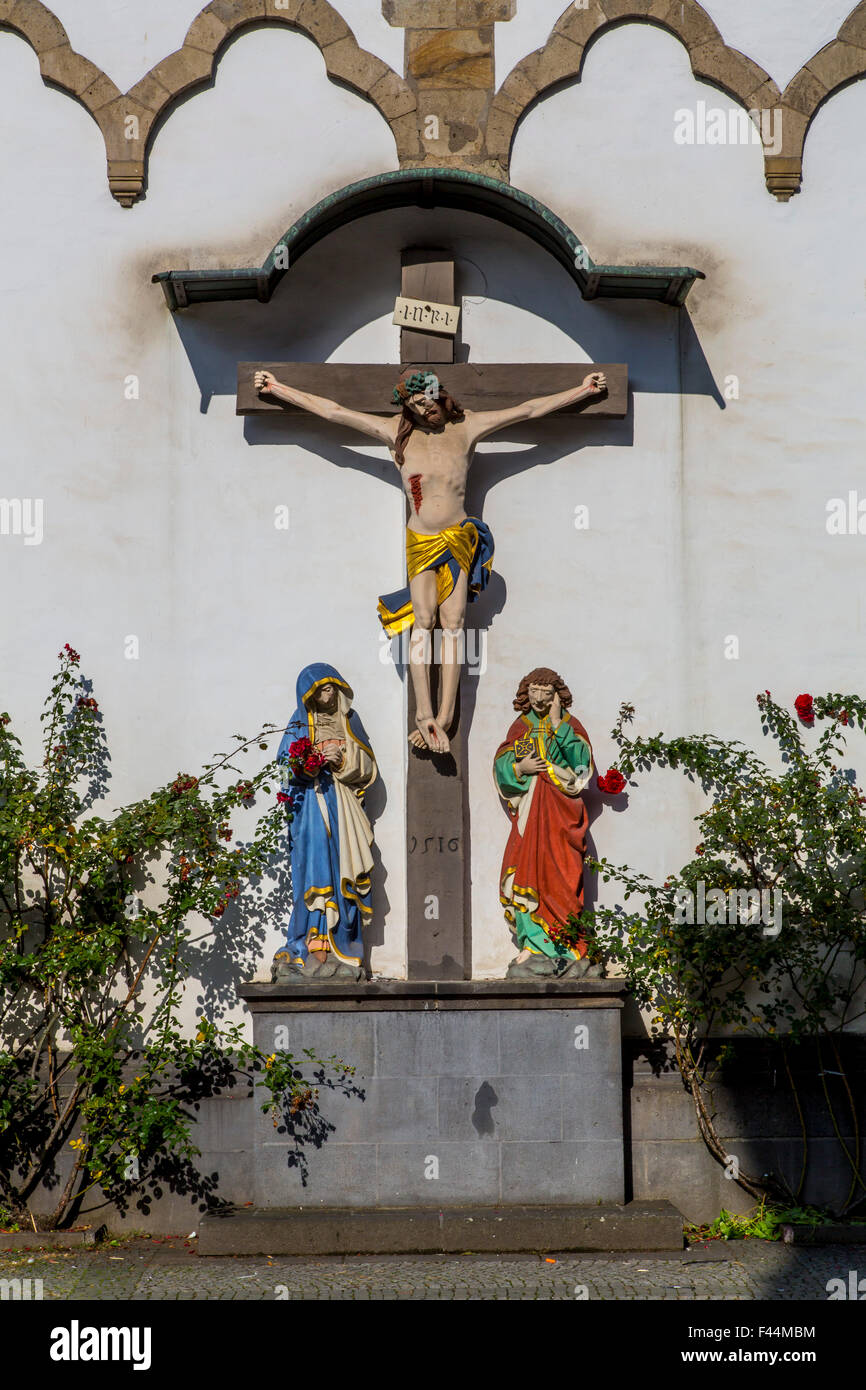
[512,667,573,713]
[393,369,464,468]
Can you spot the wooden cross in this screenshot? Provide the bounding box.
[237,250,628,981]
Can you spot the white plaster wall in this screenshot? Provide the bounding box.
[495,0,569,87]
[1,8,865,1021]
[428,212,698,976]
[0,26,401,1024]
[682,0,853,91]
[506,22,866,1006]
[342,0,406,73]
[47,0,206,92]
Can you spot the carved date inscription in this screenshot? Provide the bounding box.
[408,835,460,854]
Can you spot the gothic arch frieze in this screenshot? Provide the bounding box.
[0,0,416,205]
[488,0,866,200]
[3,0,866,203]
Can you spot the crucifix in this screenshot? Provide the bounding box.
[238,248,627,978]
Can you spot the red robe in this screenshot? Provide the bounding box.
[495,712,593,958]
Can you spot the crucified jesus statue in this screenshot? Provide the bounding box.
[254,365,607,754]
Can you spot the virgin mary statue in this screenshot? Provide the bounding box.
[271,663,378,982]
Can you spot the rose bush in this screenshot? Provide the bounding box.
[0,648,351,1231]
[581,692,866,1211]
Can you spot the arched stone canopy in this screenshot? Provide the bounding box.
[3,0,866,203]
[152,167,705,310]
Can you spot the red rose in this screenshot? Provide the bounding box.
[599,768,626,795]
[276,791,291,804]
[286,736,325,778]
[794,693,814,723]
[171,774,199,796]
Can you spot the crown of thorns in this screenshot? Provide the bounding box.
[392,371,441,404]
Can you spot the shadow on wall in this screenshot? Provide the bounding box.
[185,845,291,1015]
[162,204,720,777]
[159,201,720,973]
[276,1064,367,1190]
[164,205,723,414]
[625,1034,866,1227]
[182,774,391,994]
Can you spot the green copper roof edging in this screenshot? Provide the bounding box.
[152,169,704,311]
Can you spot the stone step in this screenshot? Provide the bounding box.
[198,1201,683,1256]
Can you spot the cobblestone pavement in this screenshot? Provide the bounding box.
[2,1239,865,1300]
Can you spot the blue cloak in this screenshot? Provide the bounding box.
[275,664,376,966]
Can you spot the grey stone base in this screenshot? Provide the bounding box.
[239,978,629,1209]
[628,1038,866,1222]
[781,1222,866,1245]
[198,1200,684,1255]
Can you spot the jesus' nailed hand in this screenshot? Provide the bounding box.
[254,366,607,754]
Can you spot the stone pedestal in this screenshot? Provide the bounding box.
[238,979,628,1209]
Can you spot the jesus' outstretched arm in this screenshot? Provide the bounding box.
[255,370,397,447]
[466,371,608,444]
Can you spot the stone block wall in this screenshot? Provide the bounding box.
[626,1040,866,1224]
[245,985,627,1209]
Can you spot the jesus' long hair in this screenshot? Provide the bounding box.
[394,373,464,469]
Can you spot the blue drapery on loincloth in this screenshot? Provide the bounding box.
[377,516,494,636]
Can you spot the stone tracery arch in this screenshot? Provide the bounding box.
[0,0,417,205]
[3,0,866,202]
[486,1,788,192]
[776,3,866,198]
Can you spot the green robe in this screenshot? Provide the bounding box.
[494,710,593,959]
